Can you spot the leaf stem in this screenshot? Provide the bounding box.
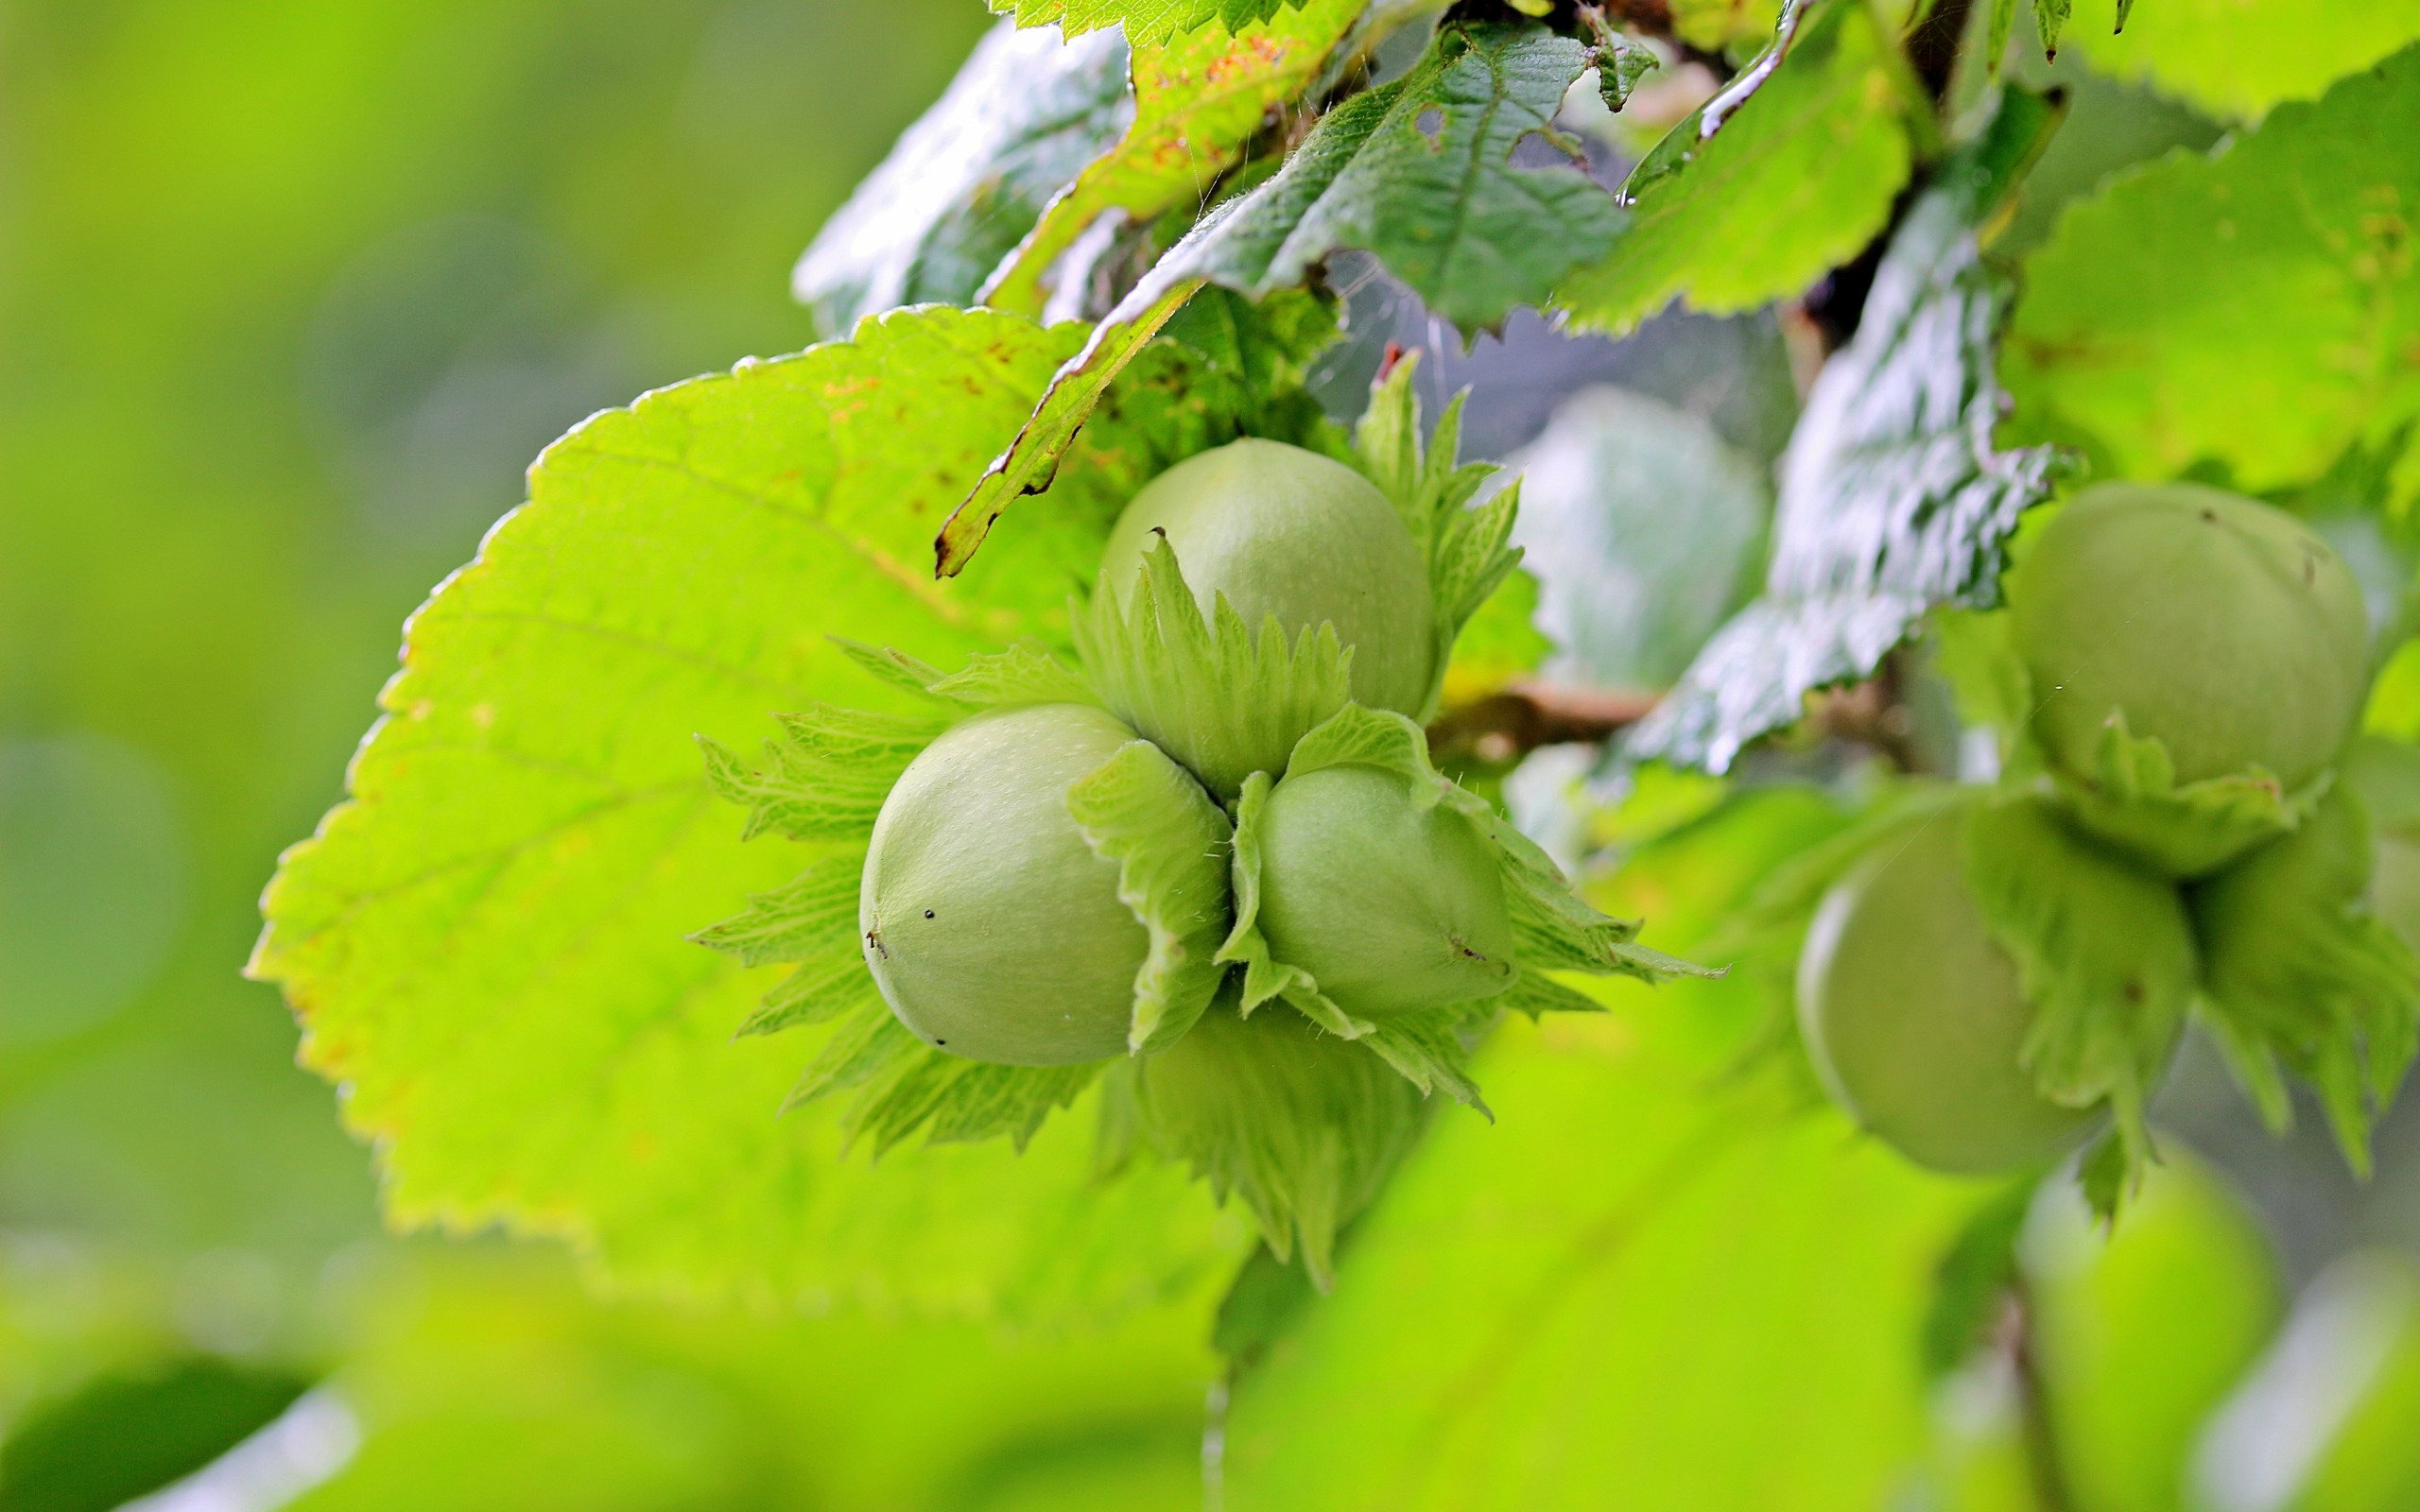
[2003,1281,2079,1512]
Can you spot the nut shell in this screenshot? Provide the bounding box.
[1101,438,1435,717]
[860,704,1147,1066]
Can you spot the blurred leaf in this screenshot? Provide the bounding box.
[1511,387,1769,691]
[251,307,1243,1316]
[2006,46,2420,506]
[992,0,1324,46]
[792,21,1133,335]
[2064,0,2420,120]
[1555,1,1914,337]
[1221,1016,1970,1509]
[0,1357,309,1512]
[1628,92,2068,772]
[940,20,1618,574]
[2025,1159,2282,1512]
[1670,0,1786,51]
[983,0,1364,318]
[1220,790,1970,1510]
[291,1249,1216,1512]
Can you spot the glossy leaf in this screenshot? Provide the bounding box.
[1555,0,1914,337]
[792,21,1132,335]
[1628,93,2067,772]
[940,21,1616,573]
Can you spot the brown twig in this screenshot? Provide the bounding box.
[1426,680,1662,765]
[1806,667,1925,775]
[1426,670,1932,771]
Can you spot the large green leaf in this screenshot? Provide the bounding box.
[982,0,1365,318]
[1627,93,2066,772]
[1224,1045,1964,1509]
[2062,0,2420,120]
[1221,791,1975,1509]
[2006,45,2420,506]
[791,21,1133,336]
[1554,0,1915,336]
[288,1248,1219,1511]
[940,20,1619,574]
[0,1356,310,1512]
[992,0,1322,46]
[250,307,1245,1318]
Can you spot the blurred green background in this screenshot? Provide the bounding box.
[9,1,2420,1507]
[0,2,1225,1505]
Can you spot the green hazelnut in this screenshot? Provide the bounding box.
[2195,786,2376,993]
[1100,438,1436,717]
[1796,813,2101,1175]
[860,703,1150,1066]
[1255,765,1515,1017]
[2009,482,2369,793]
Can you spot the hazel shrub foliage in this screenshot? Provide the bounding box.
[701,366,1701,1282]
[1792,486,2420,1193]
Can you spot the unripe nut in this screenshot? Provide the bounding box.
[2010,482,2369,792]
[1256,765,1515,1017]
[860,704,1147,1066]
[2196,786,2375,993]
[1796,817,2099,1175]
[1100,438,1436,716]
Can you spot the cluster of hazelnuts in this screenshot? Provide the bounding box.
[1798,483,2420,1177]
[853,436,2413,1191]
[857,437,1533,1096]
